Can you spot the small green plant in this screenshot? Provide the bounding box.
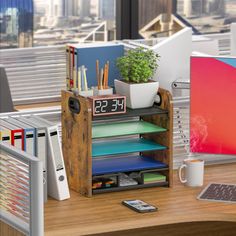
[116,47,160,83]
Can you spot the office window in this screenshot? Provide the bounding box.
[0,0,33,49]
[177,0,236,34]
[116,0,175,40]
[0,0,116,49]
[137,0,236,39]
[138,0,176,38]
[34,0,116,46]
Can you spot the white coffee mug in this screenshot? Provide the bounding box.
[178,159,204,187]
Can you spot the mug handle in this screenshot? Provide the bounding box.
[178,164,187,183]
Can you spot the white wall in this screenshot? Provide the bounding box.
[152,27,192,94]
[231,23,236,56]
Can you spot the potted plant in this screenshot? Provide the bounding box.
[115,47,160,109]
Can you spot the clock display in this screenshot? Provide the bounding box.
[89,95,126,116]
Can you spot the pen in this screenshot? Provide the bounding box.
[73,68,77,90]
[83,66,88,91]
[78,67,81,91]
[100,68,103,90]
[66,46,70,90]
[71,47,75,89]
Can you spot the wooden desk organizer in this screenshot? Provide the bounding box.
[61,88,173,197]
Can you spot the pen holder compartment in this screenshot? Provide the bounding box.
[79,89,94,97]
[93,87,113,96]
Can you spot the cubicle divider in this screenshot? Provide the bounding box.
[2,95,235,171]
[231,23,236,56]
[0,142,44,236]
[0,45,66,105]
[0,30,232,106]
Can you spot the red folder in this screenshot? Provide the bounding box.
[10,129,24,151]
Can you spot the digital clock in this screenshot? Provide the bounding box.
[89,95,126,116]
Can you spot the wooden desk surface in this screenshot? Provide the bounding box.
[15,102,60,110]
[44,163,236,236]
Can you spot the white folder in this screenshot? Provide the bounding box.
[30,115,70,201]
[15,116,48,202]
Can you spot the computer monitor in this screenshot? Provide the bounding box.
[190,56,236,155]
[152,27,192,95]
[0,65,14,113]
[231,23,236,56]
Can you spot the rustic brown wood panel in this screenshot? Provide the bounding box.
[0,221,25,236]
[142,88,173,187]
[61,90,92,197]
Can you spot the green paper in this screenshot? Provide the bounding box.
[92,138,166,157]
[92,121,166,139]
[143,173,166,182]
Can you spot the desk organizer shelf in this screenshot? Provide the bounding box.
[92,138,166,157]
[92,121,166,138]
[62,88,173,197]
[92,156,168,175]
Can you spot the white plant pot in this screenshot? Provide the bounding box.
[114,79,159,109]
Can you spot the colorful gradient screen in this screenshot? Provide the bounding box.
[190,56,236,155]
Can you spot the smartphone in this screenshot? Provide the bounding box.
[122,200,157,213]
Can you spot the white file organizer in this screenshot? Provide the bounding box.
[0,142,44,236]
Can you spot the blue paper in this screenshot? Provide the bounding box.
[92,156,167,176]
[76,43,124,87]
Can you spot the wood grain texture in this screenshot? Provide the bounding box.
[61,90,92,197]
[0,221,25,236]
[89,221,236,236]
[15,102,60,110]
[44,163,236,236]
[142,88,173,187]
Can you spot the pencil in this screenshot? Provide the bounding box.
[96,60,100,89]
[106,61,109,89]
[103,64,107,89]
